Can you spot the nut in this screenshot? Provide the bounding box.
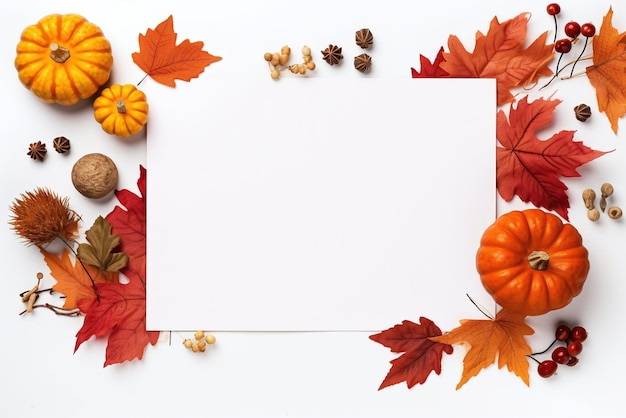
[608,206,623,219]
[71,153,118,199]
[582,188,596,210]
[587,208,600,222]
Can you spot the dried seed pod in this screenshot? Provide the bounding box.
[355,28,374,49]
[27,141,47,161]
[582,188,596,210]
[587,208,600,222]
[600,182,614,212]
[354,53,372,72]
[608,206,622,219]
[321,44,343,65]
[574,104,592,122]
[53,136,71,153]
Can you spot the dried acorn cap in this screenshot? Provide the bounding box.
[574,104,591,122]
[354,53,372,72]
[355,28,373,49]
[53,136,71,154]
[27,141,47,161]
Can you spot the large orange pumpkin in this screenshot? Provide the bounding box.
[14,14,113,105]
[476,209,590,316]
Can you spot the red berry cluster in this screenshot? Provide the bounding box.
[542,3,597,88]
[537,324,588,378]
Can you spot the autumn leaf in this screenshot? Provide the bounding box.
[43,248,115,311]
[77,216,128,274]
[441,13,553,106]
[430,309,534,389]
[369,317,453,390]
[497,95,609,221]
[132,15,222,87]
[75,166,159,366]
[411,47,449,78]
[586,7,626,134]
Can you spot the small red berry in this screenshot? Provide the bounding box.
[581,23,596,37]
[547,3,561,16]
[567,340,583,357]
[555,38,572,53]
[551,346,571,365]
[570,326,588,342]
[538,360,558,378]
[555,324,571,341]
[565,21,581,38]
[567,356,579,367]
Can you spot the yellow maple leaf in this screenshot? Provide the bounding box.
[430,309,534,389]
[586,7,626,134]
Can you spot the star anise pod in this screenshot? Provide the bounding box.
[27,141,47,161]
[53,136,71,153]
[355,28,373,49]
[354,53,372,72]
[321,44,343,66]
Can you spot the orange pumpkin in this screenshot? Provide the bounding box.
[476,209,590,316]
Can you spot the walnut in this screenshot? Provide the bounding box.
[71,153,118,199]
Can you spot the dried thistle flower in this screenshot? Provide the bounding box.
[9,188,80,247]
[27,141,47,161]
[321,44,343,66]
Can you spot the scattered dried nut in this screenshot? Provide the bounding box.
[600,182,614,212]
[587,207,600,222]
[608,206,622,219]
[574,104,591,122]
[71,153,118,199]
[582,188,596,210]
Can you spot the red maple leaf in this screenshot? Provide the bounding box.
[369,317,453,390]
[132,15,222,87]
[411,47,450,78]
[497,96,610,220]
[75,166,159,366]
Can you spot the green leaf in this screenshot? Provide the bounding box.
[77,216,129,272]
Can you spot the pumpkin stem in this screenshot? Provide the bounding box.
[528,250,550,270]
[49,43,70,63]
[116,99,127,114]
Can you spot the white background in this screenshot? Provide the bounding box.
[1,1,624,417]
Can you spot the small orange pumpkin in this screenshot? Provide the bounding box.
[15,14,113,105]
[93,84,149,137]
[476,209,590,316]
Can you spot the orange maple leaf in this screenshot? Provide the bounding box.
[42,248,117,312]
[132,15,222,87]
[441,13,553,106]
[586,7,626,134]
[430,309,534,389]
